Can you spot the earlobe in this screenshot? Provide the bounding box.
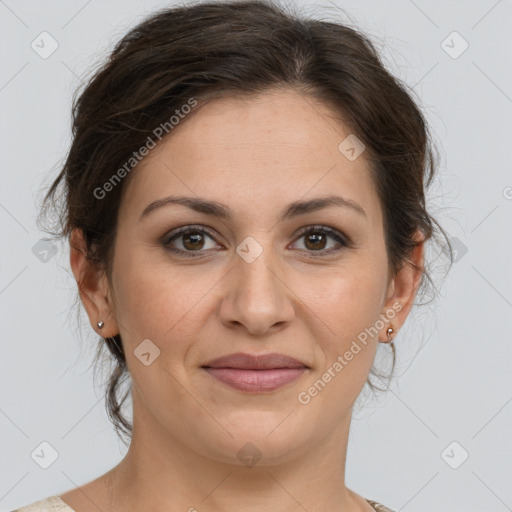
[69,228,118,337]
[380,230,425,341]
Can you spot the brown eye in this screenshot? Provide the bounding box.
[181,231,206,250]
[291,226,349,256]
[163,226,221,257]
[162,224,350,258]
[303,231,328,250]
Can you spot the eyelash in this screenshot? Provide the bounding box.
[162,224,352,258]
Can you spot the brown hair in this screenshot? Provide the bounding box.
[39,0,454,445]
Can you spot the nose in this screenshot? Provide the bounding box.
[218,246,295,336]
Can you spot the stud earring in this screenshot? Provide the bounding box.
[97,320,104,330]
[383,326,394,344]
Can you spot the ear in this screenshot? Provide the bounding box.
[380,230,425,342]
[69,228,119,338]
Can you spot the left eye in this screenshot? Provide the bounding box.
[162,225,349,257]
[290,226,348,255]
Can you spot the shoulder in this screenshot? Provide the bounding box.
[13,495,393,512]
[11,496,76,512]
[366,498,396,512]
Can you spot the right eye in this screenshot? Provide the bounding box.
[162,225,223,257]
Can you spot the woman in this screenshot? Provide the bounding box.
[15,0,453,511]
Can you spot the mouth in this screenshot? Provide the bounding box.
[201,352,309,392]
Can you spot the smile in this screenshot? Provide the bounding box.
[202,367,308,392]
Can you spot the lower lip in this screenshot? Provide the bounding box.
[203,367,307,392]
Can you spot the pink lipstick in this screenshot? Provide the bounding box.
[201,352,309,392]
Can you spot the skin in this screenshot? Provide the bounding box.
[63,87,424,512]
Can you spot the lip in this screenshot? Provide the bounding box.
[201,352,309,393]
[203,352,308,370]
[203,368,307,392]
[202,352,309,370]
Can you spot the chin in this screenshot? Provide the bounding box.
[197,416,312,467]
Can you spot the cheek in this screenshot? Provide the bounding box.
[111,233,388,355]
[303,260,387,340]
[296,271,384,408]
[111,246,215,350]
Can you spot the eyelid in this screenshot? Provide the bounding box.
[162,223,352,257]
[161,224,220,246]
[293,224,349,243]
[289,225,352,254]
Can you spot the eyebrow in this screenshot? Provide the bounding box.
[139,194,367,222]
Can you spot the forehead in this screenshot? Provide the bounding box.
[119,88,382,229]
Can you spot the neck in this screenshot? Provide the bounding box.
[104,387,368,512]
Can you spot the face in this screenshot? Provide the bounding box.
[77,88,417,466]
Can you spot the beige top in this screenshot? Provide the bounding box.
[12,495,396,512]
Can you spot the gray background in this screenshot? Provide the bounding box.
[1,1,511,511]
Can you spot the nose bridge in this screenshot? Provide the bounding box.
[220,234,294,333]
[235,234,283,302]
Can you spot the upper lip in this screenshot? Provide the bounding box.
[202,352,309,370]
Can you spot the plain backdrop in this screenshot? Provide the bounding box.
[1,1,511,511]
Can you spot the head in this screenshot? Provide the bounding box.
[40,0,453,458]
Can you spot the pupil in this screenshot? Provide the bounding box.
[184,232,204,250]
[180,231,328,252]
[306,233,326,250]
